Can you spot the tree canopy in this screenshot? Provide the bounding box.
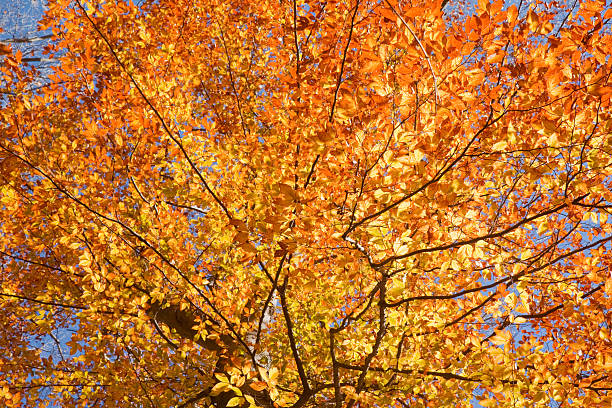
[1,0,612,407]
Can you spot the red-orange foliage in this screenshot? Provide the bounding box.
[1,0,611,407]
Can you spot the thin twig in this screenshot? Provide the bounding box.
[74,0,232,220]
[385,0,439,109]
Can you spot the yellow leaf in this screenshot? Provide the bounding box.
[490,330,511,346]
[387,285,404,299]
[227,396,243,407]
[244,394,256,405]
[215,373,229,383]
[504,292,517,309]
[234,376,245,387]
[605,277,612,295]
[412,149,424,162]
[210,382,231,396]
[79,255,92,268]
[520,249,532,260]
[269,367,279,384]
[492,141,507,151]
[537,221,548,235]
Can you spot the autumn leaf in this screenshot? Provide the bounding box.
[489,330,512,346]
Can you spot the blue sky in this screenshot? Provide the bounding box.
[0,0,47,44]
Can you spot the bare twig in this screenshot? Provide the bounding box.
[385,0,439,109]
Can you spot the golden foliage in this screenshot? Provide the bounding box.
[1,0,611,407]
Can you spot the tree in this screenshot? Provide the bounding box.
[1,0,611,406]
